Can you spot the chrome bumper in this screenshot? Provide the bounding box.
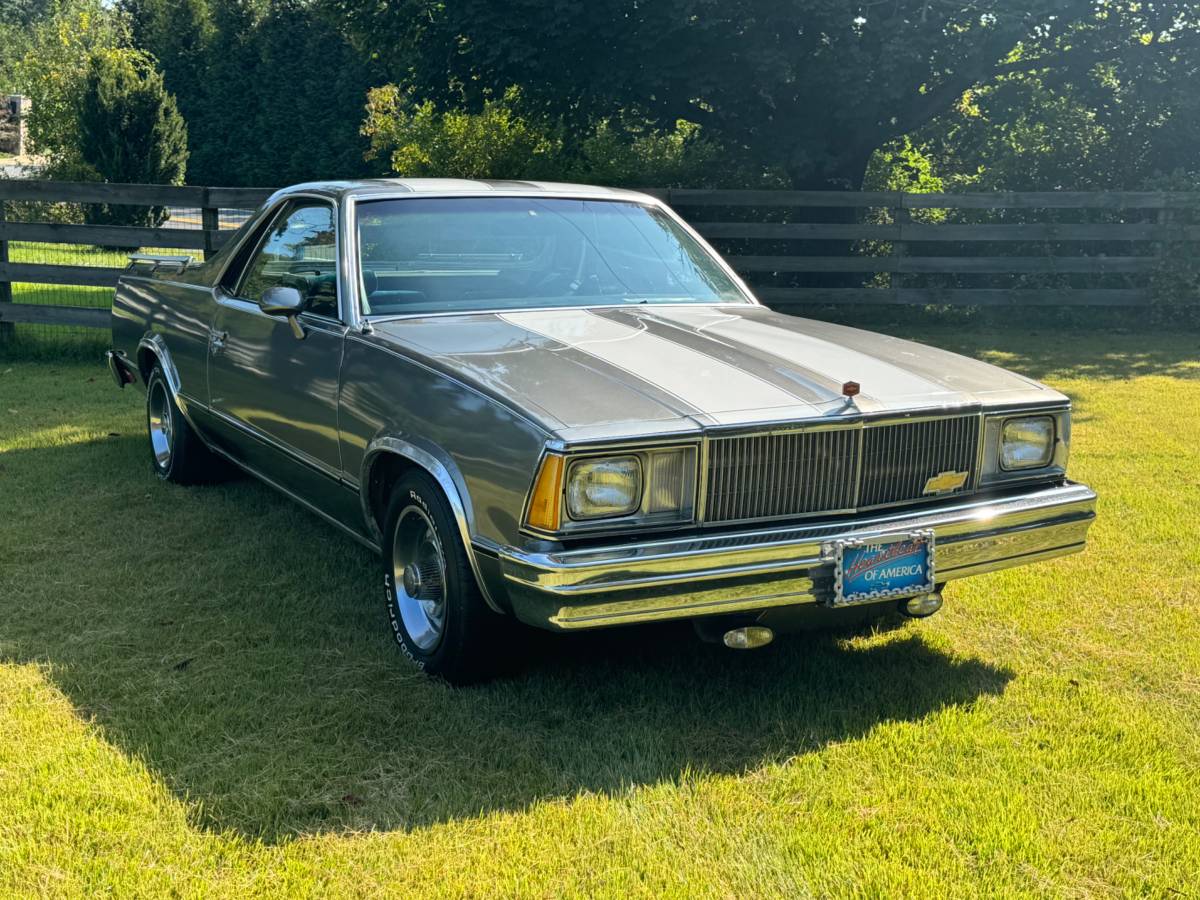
[497,481,1097,630]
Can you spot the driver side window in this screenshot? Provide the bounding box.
[238,201,339,320]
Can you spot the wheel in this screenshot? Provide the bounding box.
[382,471,515,684]
[145,364,222,484]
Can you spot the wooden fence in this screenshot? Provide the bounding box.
[2,180,1199,332]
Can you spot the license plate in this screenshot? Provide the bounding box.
[833,531,935,607]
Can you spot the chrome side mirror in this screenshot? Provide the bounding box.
[259,285,306,340]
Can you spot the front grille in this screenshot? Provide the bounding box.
[703,415,980,524]
[858,415,981,508]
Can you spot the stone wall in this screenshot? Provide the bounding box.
[0,95,31,156]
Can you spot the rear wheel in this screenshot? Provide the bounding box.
[145,364,223,484]
[382,471,515,684]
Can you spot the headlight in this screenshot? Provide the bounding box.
[1000,416,1055,470]
[566,456,642,519]
[526,446,697,532]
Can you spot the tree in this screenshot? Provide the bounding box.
[122,0,379,185]
[326,0,1200,189]
[913,6,1200,192]
[76,50,188,225]
[5,0,130,165]
[362,84,757,187]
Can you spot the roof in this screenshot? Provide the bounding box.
[267,178,659,204]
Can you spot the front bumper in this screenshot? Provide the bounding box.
[498,481,1097,630]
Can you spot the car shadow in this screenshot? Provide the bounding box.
[3,431,1014,843]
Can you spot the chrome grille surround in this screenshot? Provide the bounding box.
[703,414,982,524]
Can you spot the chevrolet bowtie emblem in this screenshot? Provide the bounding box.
[923,470,969,495]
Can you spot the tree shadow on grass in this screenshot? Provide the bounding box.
[888,324,1200,383]
[2,432,1014,842]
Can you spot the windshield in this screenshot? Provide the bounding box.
[355,197,751,316]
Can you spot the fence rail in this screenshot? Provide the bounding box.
[2,180,1197,336]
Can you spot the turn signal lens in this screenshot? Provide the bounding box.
[526,453,564,531]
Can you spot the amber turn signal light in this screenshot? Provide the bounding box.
[526,453,565,531]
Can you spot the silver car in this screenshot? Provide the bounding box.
[106,179,1097,682]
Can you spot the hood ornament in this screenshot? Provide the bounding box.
[842,381,861,410]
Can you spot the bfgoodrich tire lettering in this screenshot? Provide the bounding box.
[382,472,515,684]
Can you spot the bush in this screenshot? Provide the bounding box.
[362,84,758,188]
[73,49,188,227]
[363,85,562,181]
[1145,171,1200,327]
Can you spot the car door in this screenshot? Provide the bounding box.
[206,198,353,518]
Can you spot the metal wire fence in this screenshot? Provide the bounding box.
[0,181,265,356]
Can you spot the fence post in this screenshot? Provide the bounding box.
[201,190,219,261]
[892,198,910,299]
[0,198,12,343]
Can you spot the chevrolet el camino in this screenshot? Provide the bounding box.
[105,179,1097,683]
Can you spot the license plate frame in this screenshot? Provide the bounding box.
[832,530,936,607]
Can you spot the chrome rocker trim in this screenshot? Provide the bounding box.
[498,481,1097,630]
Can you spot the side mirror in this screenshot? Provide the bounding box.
[259,285,306,340]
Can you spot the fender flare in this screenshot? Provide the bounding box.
[361,436,503,614]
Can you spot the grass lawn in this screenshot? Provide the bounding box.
[1,326,1198,897]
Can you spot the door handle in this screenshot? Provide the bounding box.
[209,329,228,355]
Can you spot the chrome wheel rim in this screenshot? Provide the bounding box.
[391,505,447,651]
[148,381,173,468]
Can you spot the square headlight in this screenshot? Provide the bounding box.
[566,456,642,520]
[1000,416,1055,470]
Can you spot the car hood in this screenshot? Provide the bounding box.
[369,305,1064,442]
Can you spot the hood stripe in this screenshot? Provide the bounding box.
[594,307,848,405]
[656,308,954,403]
[499,310,813,416]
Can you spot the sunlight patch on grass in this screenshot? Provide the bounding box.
[1,329,1198,896]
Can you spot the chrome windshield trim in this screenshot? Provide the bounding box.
[349,190,760,320]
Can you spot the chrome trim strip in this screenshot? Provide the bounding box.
[205,403,344,484]
[206,442,379,553]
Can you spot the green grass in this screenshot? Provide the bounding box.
[1,327,1198,897]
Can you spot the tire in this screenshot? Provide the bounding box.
[382,471,515,684]
[145,364,222,484]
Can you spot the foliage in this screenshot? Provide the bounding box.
[1142,170,1200,327]
[4,0,130,167]
[363,84,760,187]
[72,49,188,228]
[326,0,1200,190]
[121,0,378,186]
[363,86,563,181]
